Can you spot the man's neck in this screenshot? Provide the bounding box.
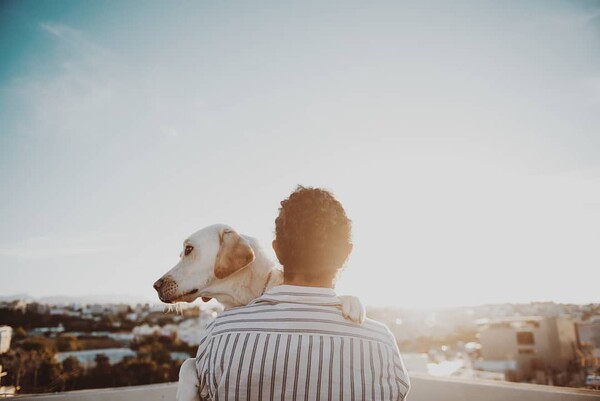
[282,271,335,288]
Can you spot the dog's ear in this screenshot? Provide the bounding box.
[214,228,255,279]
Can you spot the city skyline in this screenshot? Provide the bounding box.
[2,1,600,308]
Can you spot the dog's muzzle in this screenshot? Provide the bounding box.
[153,276,199,303]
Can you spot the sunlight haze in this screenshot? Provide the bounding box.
[1,0,600,308]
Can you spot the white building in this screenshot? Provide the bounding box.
[0,326,12,354]
[175,312,217,346]
[132,311,217,346]
[477,316,578,383]
[577,320,600,359]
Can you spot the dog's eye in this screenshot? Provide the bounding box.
[184,245,194,256]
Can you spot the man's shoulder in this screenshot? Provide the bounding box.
[213,301,341,322]
[207,303,395,345]
[208,302,292,327]
[363,316,394,332]
[362,317,397,340]
[216,301,283,317]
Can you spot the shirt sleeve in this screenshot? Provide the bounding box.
[383,327,411,400]
[195,320,216,401]
[391,345,411,400]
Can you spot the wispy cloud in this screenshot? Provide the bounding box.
[2,22,130,140]
[0,235,117,260]
[7,21,199,142]
[39,22,115,62]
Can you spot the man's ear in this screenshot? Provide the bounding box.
[272,239,287,265]
[214,229,255,279]
[272,240,281,262]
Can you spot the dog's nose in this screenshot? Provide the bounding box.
[153,279,164,291]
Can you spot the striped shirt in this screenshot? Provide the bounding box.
[195,285,410,401]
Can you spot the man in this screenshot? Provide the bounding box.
[195,186,410,401]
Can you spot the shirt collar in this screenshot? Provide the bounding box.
[250,285,341,306]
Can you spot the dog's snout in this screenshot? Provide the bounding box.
[153,276,180,303]
[153,278,164,291]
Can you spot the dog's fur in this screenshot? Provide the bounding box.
[154,224,365,401]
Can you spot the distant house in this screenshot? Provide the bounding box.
[0,327,14,396]
[132,311,217,346]
[29,325,65,337]
[476,316,577,383]
[0,326,12,354]
[576,319,600,372]
[132,323,186,339]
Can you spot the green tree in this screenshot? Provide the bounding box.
[21,336,56,354]
[6,348,62,393]
[60,356,83,391]
[11,336,62,392]
[37,357,62,392]
[56,335,80,352]
[13,326,27,341]
[88,354,114,389]
[133,334,174,364]
[116,359,158,386]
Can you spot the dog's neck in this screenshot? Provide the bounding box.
[203,241,283,310]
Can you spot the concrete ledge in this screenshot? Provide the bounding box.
[12,374,600,401]
[13,383,177,401]
[409,373,600,401]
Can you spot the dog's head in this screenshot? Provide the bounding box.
[153,224,255,304]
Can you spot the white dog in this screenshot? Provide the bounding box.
[153,224,365,401]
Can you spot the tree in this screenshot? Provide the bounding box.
[3,347,62,393]
[56,335,80,352]
[60,356,83,391]
[117,359,158,386]
[13,326,27,341]
[21,337,56,354]
[12,336,62,392]
[87,354,114,389]
[132,334,174,365]
[37,357,62,392]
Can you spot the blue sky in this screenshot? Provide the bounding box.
[1,0,600,307]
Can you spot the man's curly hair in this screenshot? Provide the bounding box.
[275,186,352,275]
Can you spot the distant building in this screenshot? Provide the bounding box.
[176,312,217,346]
[0,326,12,354]
[576,319,600,372]
[29,325,65,337]
[577,320,600,358]
[477,316,577,382]
[9,300,29,313]
[132,311,217,346]
[49,307,67,315]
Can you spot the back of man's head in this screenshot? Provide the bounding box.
[274,186,352,286]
